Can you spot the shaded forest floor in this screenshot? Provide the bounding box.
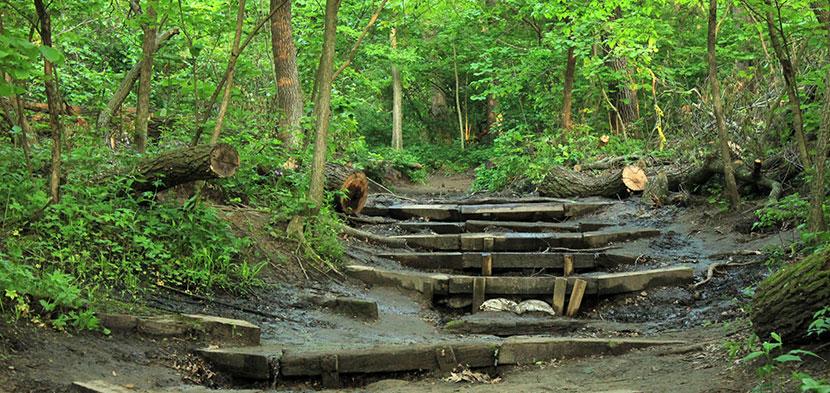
[1,172,828,393]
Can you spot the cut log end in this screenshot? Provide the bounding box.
[622,165,648,191]
[209,143,241,178]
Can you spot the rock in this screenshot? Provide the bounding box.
[480,298,518,313]
[515,300,556,316]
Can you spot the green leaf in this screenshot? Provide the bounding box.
[741,351,765,363]
[773,354,802,363]
[39,45,64,65]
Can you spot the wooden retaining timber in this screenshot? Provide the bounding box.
[361,202,613,221]
[444,313,641,336]
[196,337,683,386]
[345,265,694,298]
[367,251,640,271]
[388,228,660,251]
[465,220,614,233]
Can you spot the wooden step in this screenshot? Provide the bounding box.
[390,228,660,251]
[197,337,683,384]
[465,220,613,233]
[444,313,642,336]
[361,202,613,222]
[374,251,639,271]
[345,265,694,298]
[396,221,466,234]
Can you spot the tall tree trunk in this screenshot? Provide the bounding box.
[96,28,179,132]
[606,7,639,136]
[211,0,245,144]
[134,1,157,153]
[452,44,464,150]
[331,0,388,80]
[562,45,576,131]
[390,27,403,150]
[34,0,64,203]
[764,0,811,167]
[708,0,740,208]
[308,0,341,206]
[809,5,830,232]
[270,0,304,149]
[0,13,33,175]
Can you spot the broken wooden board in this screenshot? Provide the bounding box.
[390,228,660,251]
[346,265,694,298]
[361,202,614,222]
[375,251,640,271]
[498,337,685,365]
[444,312,642,336]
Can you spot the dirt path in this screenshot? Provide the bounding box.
[0,172,808,392]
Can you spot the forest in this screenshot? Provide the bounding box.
[0,0,829,391]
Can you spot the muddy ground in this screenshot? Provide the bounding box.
[0,172,827,393]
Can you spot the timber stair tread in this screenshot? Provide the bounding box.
[345,264,694,297]
[389,220,616,234]
[196,336,685,381]
[361,201,613,221]
[387,228,660,251]
[373,251,639,271]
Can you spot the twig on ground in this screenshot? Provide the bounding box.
[367,177,417,202]
[693,260,760,288]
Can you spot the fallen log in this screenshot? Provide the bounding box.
[325,163,369,215]
[751,248,830,344]
[105,143,240,193]
[537,156,781,202]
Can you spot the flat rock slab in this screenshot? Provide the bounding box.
[390,228,659,251]
[362,202,613,221]
[345,265,694,297]
[375,251,639,271]
[196,337,680,381]
[101,313,260,346]
[498,337,684,365]
[444,312,641,336]
[74,380,265,393]
[195,347,277,380]
[309,295,380,321]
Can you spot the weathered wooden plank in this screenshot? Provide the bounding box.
[195,347,275,380]
[498,337,685,365]
[344,265,450,295]
[552,277,567,315]
[481,253,493,276]
[563,202,614,217]
[280,344,439,376]
[346,265,693,298]
[375,252,466,269]
[472,277,486,313]
[563,254,574,276]
[466,220,580,233]
[386,204,461,220]
[377,251,608,270]
[391,234,461,250]
[434,346,457,373]
[397,221,466,234]
[581,228,660,247]
[593,266,694,295]
[444,313,642,336]
[460,203,566,221]
[566,279,587,317]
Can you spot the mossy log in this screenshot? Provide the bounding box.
[751,249,830,343]
[110,143,240,193]
[325,163,368,215]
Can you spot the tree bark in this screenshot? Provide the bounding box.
[134,1,157,154]
[270,0,304,149]
[211,0,245,144]
[34,0,64,203]
[810,68,830,231]
[308,0,341,207]
[0,13,33,175]
[708,0,740,208]
[764,0,811,167]
[325,163,368,214]
[96,27,179,132]
[105,144,240,193]
[390,27,403,150]
[562,45,576,131]
[606,7,639,136]
[751,248,830,343]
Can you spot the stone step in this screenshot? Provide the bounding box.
[196,337,683,387]
[374,251,639,271]
[362,202,612,221]
[389,228,660,251]
[345,265,694,298]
